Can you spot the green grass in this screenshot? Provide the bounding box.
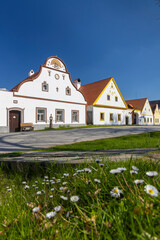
[0,158,159,239]
[39,131,160,152]
[0,152,21,159]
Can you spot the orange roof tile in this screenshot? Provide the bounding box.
[126,98,147,111]
[79,78,112,105]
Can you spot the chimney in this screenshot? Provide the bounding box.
[28,69,35,76]
[74,78,81,90]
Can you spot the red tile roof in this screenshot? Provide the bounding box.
[79,78,112,105]
[126,98,147,111]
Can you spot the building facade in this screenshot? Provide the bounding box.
[0,57,87,133]
[150,101,160,125]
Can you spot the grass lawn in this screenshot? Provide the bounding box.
[40,131,160,152]
[0,157,159,239]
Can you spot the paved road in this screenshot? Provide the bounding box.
[0,126,159,153]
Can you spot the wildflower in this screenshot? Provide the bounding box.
[52,177,55,179]
[35,186,39,189]
[54,206,61,212]
[73,173,77,176]
[60,187,64,191]
[134,179,144,185]
[146,171,158,177]
[84,168,91,173]
[46,211,56,219]
[44,176,48,179]
[132,166,139,171]
[99,164,104,167]
[64,173,69,177]
[87,180,91,184]
[7,188,12,192]
[110,187,123,198]
[24,185,30,190]
[51,188,54,191]
[35,181,38,183]
[41,190,45,193]
[42,182,45,185]
[36,191,41,195]
[57,179,61,183]
[130,170,138,174]
[62,182,67,185]
[110,169,121,174]
[32,185,36,187]
[94,179,101,183]
[49,195,53,198]
[32,206,40,213]
[95,158,102,163]
[50,181,55,184]
[117,167,127,172]
[46,182,49,185]
[60,196,68,201]
[144,185,159,197]
[70,196,79,202]
[66,211,70,218]
[22,181,26,185]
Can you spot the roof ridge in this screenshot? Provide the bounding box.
[81,77,113,87]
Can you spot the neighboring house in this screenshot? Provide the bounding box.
[126,98,153,125]
[79,77,132,125]
[149,100,160,125]
[0,56,87,133]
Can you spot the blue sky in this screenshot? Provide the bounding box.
[0,0,159,100]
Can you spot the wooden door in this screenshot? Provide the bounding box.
[125,116,129,125]
[9,110,21,132]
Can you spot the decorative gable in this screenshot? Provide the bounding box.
[142,99,153,115]
[93,78,127,109]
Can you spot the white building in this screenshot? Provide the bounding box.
[79,77,132,125]
[0,56,87,133]
[126,98,153,125]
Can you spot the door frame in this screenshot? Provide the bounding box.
[6,107,24,131]
[125,116,129,125]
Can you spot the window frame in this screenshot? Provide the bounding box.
[115,96,118,102]
[107,95,110,101]
[118,114,121,121]
[36,107,47,123]
[100,112,105,121]
[55,109,65,123]
[71,110,79,123]
[42,81,49,92]
[66,86,71,96]
[110,113,114,121]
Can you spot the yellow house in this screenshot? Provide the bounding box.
[150,101,160,125]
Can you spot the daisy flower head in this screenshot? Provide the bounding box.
[49,195,53,198]
[62,182,67,185]
[84,168,91,173]
[99,163,104,167]
[7,188,12,192]
[134,179,144,185]
[130,170,138,174]
[94,179,101,183]
[144,185,159,197]
[117,167,127,172]
[22,181,26,185]
[57,179,61,183]
[95,158,102,163]
[54,206,61,212]
[110,187,123,198]
[132,166,139,171]
[35,181,38,184]
[59,187,64,191]
[110,169,121,174]
[32,185,36,187]
[46,211,56,219]
[36,191,42,195]
[64,173,69,177]
[146,171,158,177]
[70,195,79,202]
[32,206,40,213]
[44,176,48,179]
[60,196,68,201]
[24,185,30,190]
[51,188,54,191]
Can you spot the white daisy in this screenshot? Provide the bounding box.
[32,185,36,187]
[117,167,127,172]
[22,181,26,185]
[70,196,79,202]
[95,158,102,163]
[35,181,38,184]
[134,179,144,185]
[73,173,77,176]
[110,187,123,198]
[99,164,104,167]
[144,185,159,197]
[60,196,68,201]
[64,173,69,177]
[49,195,53,198]
[44,176,48,179]
[24,185,30,190]
[50,181,55,184]
[130,170,138,174]
[42,182,45,185]
[110,169,121,174]
[54,206,61,212]
[51,188,54,191]
[94,179,101,183]
[62,182,67,185]
[132,166,139,171]
[146,171,158,177]
[59,187,64,191]
[46,211,56,219]
[7,188,12,192]
[32,206,40,213]
[84,168,91,173]
[52,177,55,179]
[36,191,41,195]
[57,179,61,183]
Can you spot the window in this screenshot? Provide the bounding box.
[155,118,159,123]
[48,71,51,76]
[144,117,146,123]
[107,95,110,101]
[55,109,64,122]
[118,114,121,121]
[115,96,118,102]
[62,75,65,80]
[147,118,149,123]
[100,112,105,121]
[42,81,48,92]
[72,110,79,122]
[150,118,152,123]
[110,113,114,121]
[66,86,71,96]
[36,108,46,122]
